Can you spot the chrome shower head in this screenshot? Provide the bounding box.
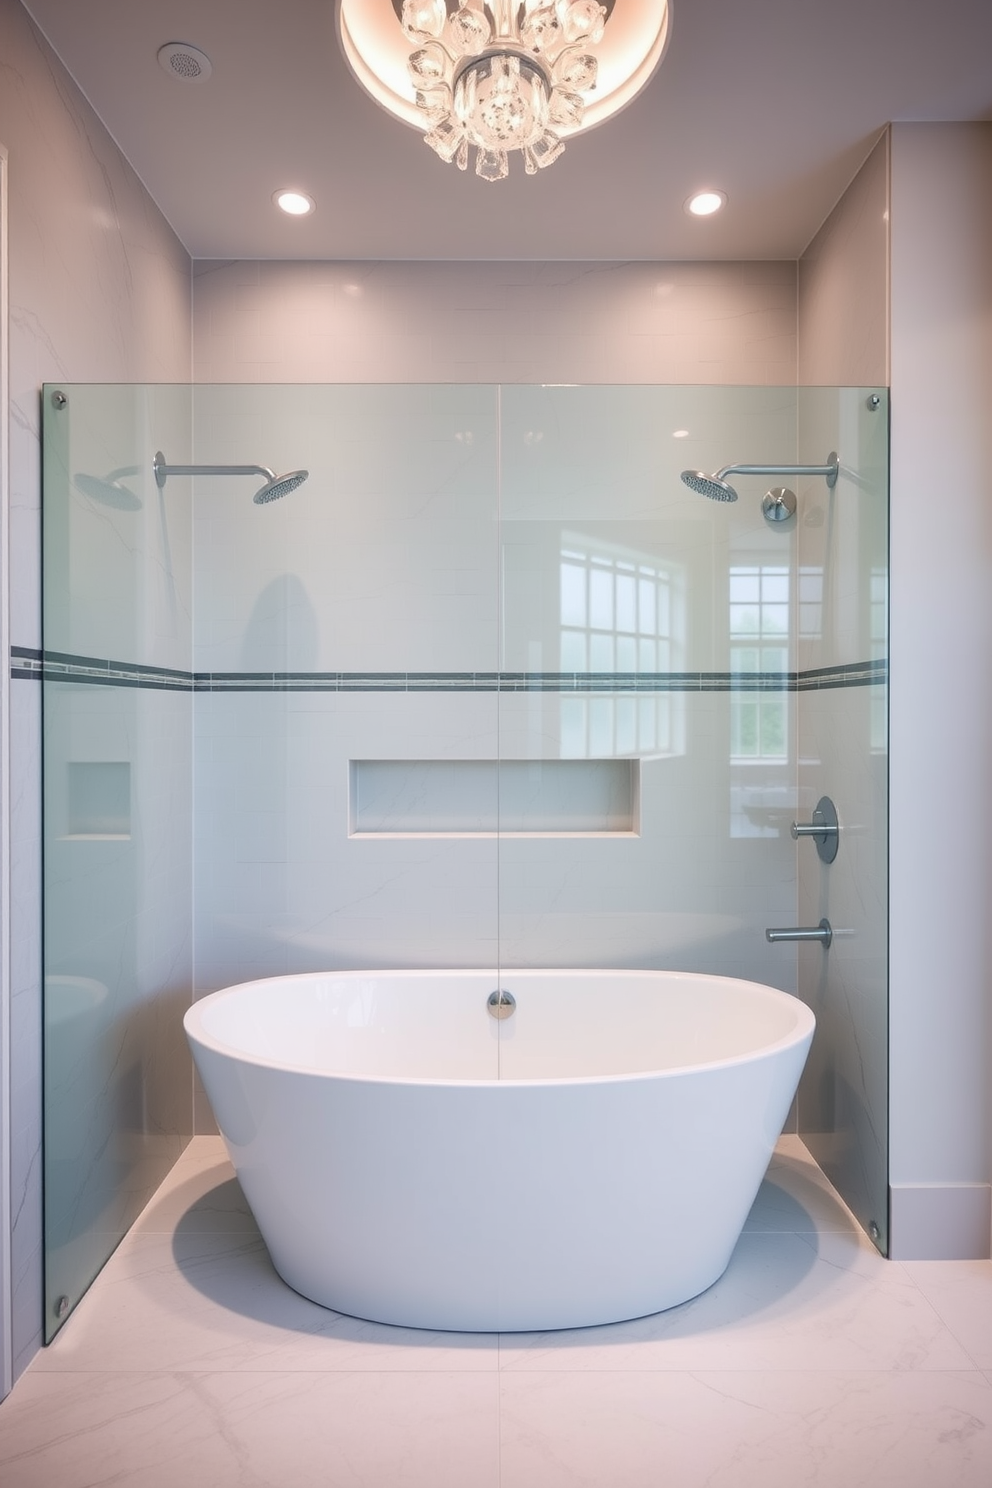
[153,451,309,504]
[681,453,840,507]
[681,469,739,502]
[253,469,309,504]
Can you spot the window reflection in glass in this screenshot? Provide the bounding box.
[559,541,684,759]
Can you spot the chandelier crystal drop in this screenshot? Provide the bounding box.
[401,0,605,178]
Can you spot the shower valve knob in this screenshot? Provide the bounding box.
[790,796,839,863]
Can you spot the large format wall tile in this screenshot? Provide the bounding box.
[193,261,797,387]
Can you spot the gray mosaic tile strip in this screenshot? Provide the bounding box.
[796,659,888,690]
[13,651,888,692]
[12,647,192,689]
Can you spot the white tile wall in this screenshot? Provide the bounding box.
[192,383,499,674]
[193,260,797,387]
[798,133,889,389]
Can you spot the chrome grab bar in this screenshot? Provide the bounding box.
[766,918,833,948]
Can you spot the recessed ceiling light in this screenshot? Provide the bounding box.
[157,42,212,83]
[686,190,727,217]
[274,190,315,216]
[672,429,689,439]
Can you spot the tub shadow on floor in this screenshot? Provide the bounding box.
[167,1174,839,1348]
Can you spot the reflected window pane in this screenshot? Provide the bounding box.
[561,563,586,626]
[616,698,637,755]
[616,634,637,672]
[729,563,791,763]
[639,578,656,633]
[561,697,587,757]
[639,695,657,751]
[589,568,613,630]
[589,698,613,756]
[762,603,789,635]
[589,632,614,671]
[730,604,760,636]
[559,537,685,758]
[729,573,760,603]
[655,581,669,637]
[560,629,586,671]
[616,573,636,632]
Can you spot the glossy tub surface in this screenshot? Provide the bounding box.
[184,969,815,1331]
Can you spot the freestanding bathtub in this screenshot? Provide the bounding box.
[184,969,814,1332]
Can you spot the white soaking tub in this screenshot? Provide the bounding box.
[184,969,814,1332]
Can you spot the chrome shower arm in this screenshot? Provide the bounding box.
[717,454,839,488]
[153,452,274,489]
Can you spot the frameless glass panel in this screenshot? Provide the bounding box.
[42,383,193,1338]
[496,382,889,1255]
[796,385,889,1252]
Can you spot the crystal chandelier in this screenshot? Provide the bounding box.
[403,0,606,180]
[338,0,671,181]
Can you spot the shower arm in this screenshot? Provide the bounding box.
[153,453,275,489]
[716,457,839,488]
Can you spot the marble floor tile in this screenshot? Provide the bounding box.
[8,1131,992,1487]
[901,1261,992,1370]
[744,1137,861,1233]
[498,1230,973,1373]
[0,1369,500,1488]
[34,1227,496,1375]
[128,1142,252,1237]
[498,1369,992,1488]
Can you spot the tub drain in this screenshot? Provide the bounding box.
[487,989,516,1019]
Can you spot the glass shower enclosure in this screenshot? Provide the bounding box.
[41,381,889,1334]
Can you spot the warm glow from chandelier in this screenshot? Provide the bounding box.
[338,0,671,181]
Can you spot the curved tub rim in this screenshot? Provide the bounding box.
[183,966,816,1091]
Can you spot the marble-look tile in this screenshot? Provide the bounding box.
[497,1369,992,1488]
[35,1197,497,1376]
[743,1136,860,1233]
[0,1369,500,1488]
[127,1144,249,1234]
[498,1229,973,1373]
[901,1261,992,1370]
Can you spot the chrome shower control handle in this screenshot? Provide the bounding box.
[790,795,839,863]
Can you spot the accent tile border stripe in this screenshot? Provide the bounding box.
[11,647,191,691]
[12,648,888,693]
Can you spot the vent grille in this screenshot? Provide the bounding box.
[157,42,213,84]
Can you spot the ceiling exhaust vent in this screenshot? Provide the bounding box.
[157,42,213,83]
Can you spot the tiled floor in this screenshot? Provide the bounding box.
[2,1136,992,1486]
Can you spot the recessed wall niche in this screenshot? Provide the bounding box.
[65,762,132,839]
[350,759,639,837]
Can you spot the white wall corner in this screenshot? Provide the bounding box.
[889,1183,992,1261]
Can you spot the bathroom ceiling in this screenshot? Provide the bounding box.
[21,0,992,261]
